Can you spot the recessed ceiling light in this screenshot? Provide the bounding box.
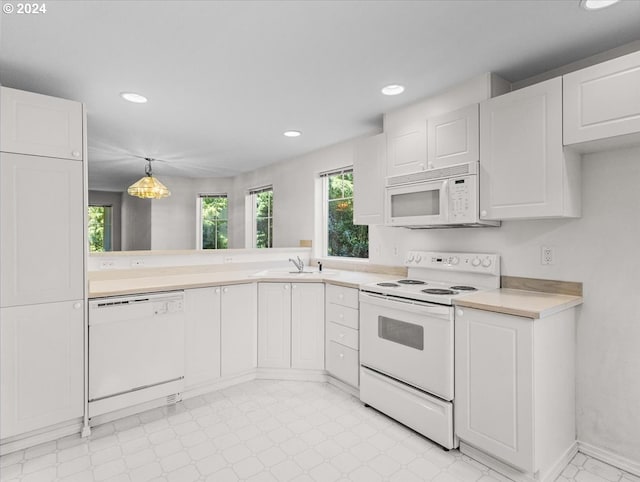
[579,0,620,10]
[283,130,302,137]
[120,92,148,103]
[381,84,405,96]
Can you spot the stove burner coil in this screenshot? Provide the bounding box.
[377,282,400,287]
[397,279,426,285]
[421,288,459,295]
[450,285,477,291]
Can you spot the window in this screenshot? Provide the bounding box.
[198,194,228,249]
[322,168,368,258]
[88,205,113,252]
[247,186,273,248]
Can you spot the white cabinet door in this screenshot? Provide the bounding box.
[427,104,479,168]
[0,87,83,160]
[184,287,221,388]
[1,153,84,307]
[455,307,534,472]
[479,77,580,220]
[258,283,291,368]
[221,283,257,377]
[385,117,427,177]
[564,50,640,147]
[0,301,84,439]
[291,283,324,370]
[353,133,385,225]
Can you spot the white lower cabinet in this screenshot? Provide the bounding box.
[184,287,221,389]
[325,284,360,387]
[291,283,325,370]
[455,306,576,480]
[258,283,325,370]
[0,301,84,439]
[221,283,257,377]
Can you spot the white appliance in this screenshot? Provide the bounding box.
[385,161,499,228]
[359,251,500,449]
[88,291,185,418]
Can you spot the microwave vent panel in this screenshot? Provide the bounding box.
[386,162,477,186]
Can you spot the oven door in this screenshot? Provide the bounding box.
[359,291,454,400]
[385,179,449,226]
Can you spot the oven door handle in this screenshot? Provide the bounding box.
[359,291,452,319]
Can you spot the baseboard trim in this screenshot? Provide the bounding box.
[578,441,640,477]
[459,440,577,482]
[0,419,83,456]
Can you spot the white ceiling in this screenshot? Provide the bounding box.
[2,0,640,191]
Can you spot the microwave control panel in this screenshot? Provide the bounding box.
[448,176,475,222]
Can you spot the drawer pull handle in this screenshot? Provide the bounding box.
[339,313,344,319]
[339,353,344,359]
[72,151,81,158]
[338,333,345,338]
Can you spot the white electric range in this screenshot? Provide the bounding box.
[359,251,500,450]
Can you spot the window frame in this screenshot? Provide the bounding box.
[88,204,113,252]
[320,167,369,260]
[245,185,273,249]
[196,193,229,250]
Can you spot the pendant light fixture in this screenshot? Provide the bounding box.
[127,158,171,199]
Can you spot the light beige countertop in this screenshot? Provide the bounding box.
[89,268,398,298]
[454,288,583,319]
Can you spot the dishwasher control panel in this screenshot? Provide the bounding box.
[154,299,184,315]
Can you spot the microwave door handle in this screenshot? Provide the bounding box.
[440,179,449,222]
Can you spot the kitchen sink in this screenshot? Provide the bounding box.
[249,268,339,278]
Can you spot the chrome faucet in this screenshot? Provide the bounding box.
[288,256,304,273]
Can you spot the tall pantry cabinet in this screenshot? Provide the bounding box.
[0,87,86,443]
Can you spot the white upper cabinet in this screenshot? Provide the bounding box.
[0,87,83,160]
[385,116,427,177]
[1,152,85,307]
[221,283,257,377]
[563,50,640,151]
[427,104,479,168]
[353,133,385,225]
[184,287,222,389]
[0,301,84,439]
[480,77,581,220]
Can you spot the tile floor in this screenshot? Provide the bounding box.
[0,380,637,482]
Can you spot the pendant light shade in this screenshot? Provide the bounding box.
[127,159,171,199]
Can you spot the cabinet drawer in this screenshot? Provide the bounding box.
[326,321,358,350]
[326,341,359,387]
[326,284,359,309]
[326,303,359,330]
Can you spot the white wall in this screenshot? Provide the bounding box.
[229,139,361,249]
[230,138,640,465]
[121,194,151,251]
[140,176,234,250]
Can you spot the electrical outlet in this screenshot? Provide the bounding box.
[131,259,144,267]
[393,246,399,256]
[224,257,233,263]
[100,260,115,269]
[541,246,553,265]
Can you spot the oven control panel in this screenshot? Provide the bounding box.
[405,251,500,275]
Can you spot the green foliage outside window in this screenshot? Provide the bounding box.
[202,196,228,249]
[255,190,273,248]
[327,171,368,258]
[88,205,112,252]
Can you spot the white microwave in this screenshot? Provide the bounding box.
[384,162,499,228]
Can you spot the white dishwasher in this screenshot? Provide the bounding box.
[89,291,185,418]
